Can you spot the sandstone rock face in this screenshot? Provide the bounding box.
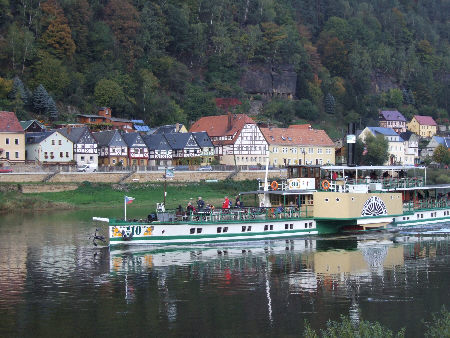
[240,64,297,98]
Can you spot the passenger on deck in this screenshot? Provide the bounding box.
[197,196,205,210]
[187,202,195,214]
[222,196,230,209]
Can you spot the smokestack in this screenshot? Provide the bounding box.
[347,122,356,166]
[227,111,232,131]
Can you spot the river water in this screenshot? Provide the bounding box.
[0,208,449,337]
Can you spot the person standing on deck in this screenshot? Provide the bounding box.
[197,197,205,210]
[222,196,230,209]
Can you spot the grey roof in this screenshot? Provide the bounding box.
[154,124,185,134]
[20,120,46,131]
[379,110,407,122]
[399,131,417,142]
[25,131,54,144]
[92,130,126,147]
[121,132,146,148]
[143,134,172,151]
[58,127,90,143]
[192,131,214,147]
[164,132,198,150]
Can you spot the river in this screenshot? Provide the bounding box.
[0,208,449,337]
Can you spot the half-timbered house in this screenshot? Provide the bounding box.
[190,113,268,165]
[93,130,128,166]
[164,133,202,165]
[122,132,149,166]
[192,132,215,164]
[143,134,173,166]
[59,127,98,167]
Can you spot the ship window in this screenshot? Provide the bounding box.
[264,224,268,231]
[190,228,195,234]
[336,198,340,202]
[197,228,202,233]
[305,223,307,229]
[290,224,293,229]
[324,198,329,202]
[270,224,273,230]
[247,226,252,231]
[217,227,222,233]
[309,222,313,228]
[242,226,246,232]
[223,227,228,233]
[417,214,419,219]
[421,214,423,219]
[285,224,289,229]
[351,197,355,201]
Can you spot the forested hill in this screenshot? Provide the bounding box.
[0,0,448,135]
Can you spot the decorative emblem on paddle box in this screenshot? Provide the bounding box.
[361,196,387,216]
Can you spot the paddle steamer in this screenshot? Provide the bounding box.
[93,164,450,247]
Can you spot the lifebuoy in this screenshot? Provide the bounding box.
[271,181,278,190]
[322,180,330,190]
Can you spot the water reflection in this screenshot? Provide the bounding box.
[0,210,448,337]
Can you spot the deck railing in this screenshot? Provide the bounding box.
[319,177,425,192]
[182,206,313,224]
[403,199,449,212]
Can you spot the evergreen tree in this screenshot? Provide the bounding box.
[324,93,336,115]
[33,84,50,115]
[9,77,28,104]
[47,96,59,120]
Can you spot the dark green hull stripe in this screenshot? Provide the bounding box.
[110,228,316,242]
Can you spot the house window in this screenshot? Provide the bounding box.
[52,140,55,145]
[15,152,19,158]
[5,151,9,159]
[66,152,69,157]
[90,156,93,161]
[5,138,9,144]
[308,148,314,154]
[15,138,19,145]
[60,152,63,157]
[58,140,62,145]
[44,152,48,158]
[50,152,54,158]
[81,156,85,161]
[317,148,323,154]
[282,147,288,153]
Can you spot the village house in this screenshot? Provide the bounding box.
[77,107,133,131]
[423,136,450,158]
[359,127,405,165]
[399,131,420,165]
[93,130,128,166]
[143,134,173,166]
[407,115,437,138]
[25,130,73,164]
[379,110,407,133]
[0,111,25,163]
[261,125,335,166]
[59,127,98,167]
[190,113,268,165]
[192,132,215,164]
[164,132,202,165]
[153,123,188,134]
[20,120,46,133]
[121,132,149,166]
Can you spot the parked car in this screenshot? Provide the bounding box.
[174,165,189,171]
[198,165,213,171]
[77,164,98,172]
[0,166,12,173]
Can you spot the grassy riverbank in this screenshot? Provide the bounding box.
[0,180,258,213]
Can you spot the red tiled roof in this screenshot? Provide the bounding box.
[189,113,255,145]
[288,124,312,130]
[0,111,24,133]
[261,127,334,146]
[414,115,437,126]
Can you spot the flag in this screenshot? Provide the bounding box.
[125,196,135,204]
[165,169,174,178]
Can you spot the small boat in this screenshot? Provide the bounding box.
[93,165,450,247]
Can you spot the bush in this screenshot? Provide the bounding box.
[424,306,450,338]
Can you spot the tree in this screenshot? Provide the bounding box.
[360,134,389,165]
[432,144,450,166]
[94,79,124,108]
[46,95,59,120]
[324,93,336,114]
[295,99,319,121]
[32,84,50,115]
[40,0,76,58]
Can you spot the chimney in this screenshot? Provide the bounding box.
[67,126,71,134]
[227,111,232,131]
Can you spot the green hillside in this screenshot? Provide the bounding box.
[0,0,448,135]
